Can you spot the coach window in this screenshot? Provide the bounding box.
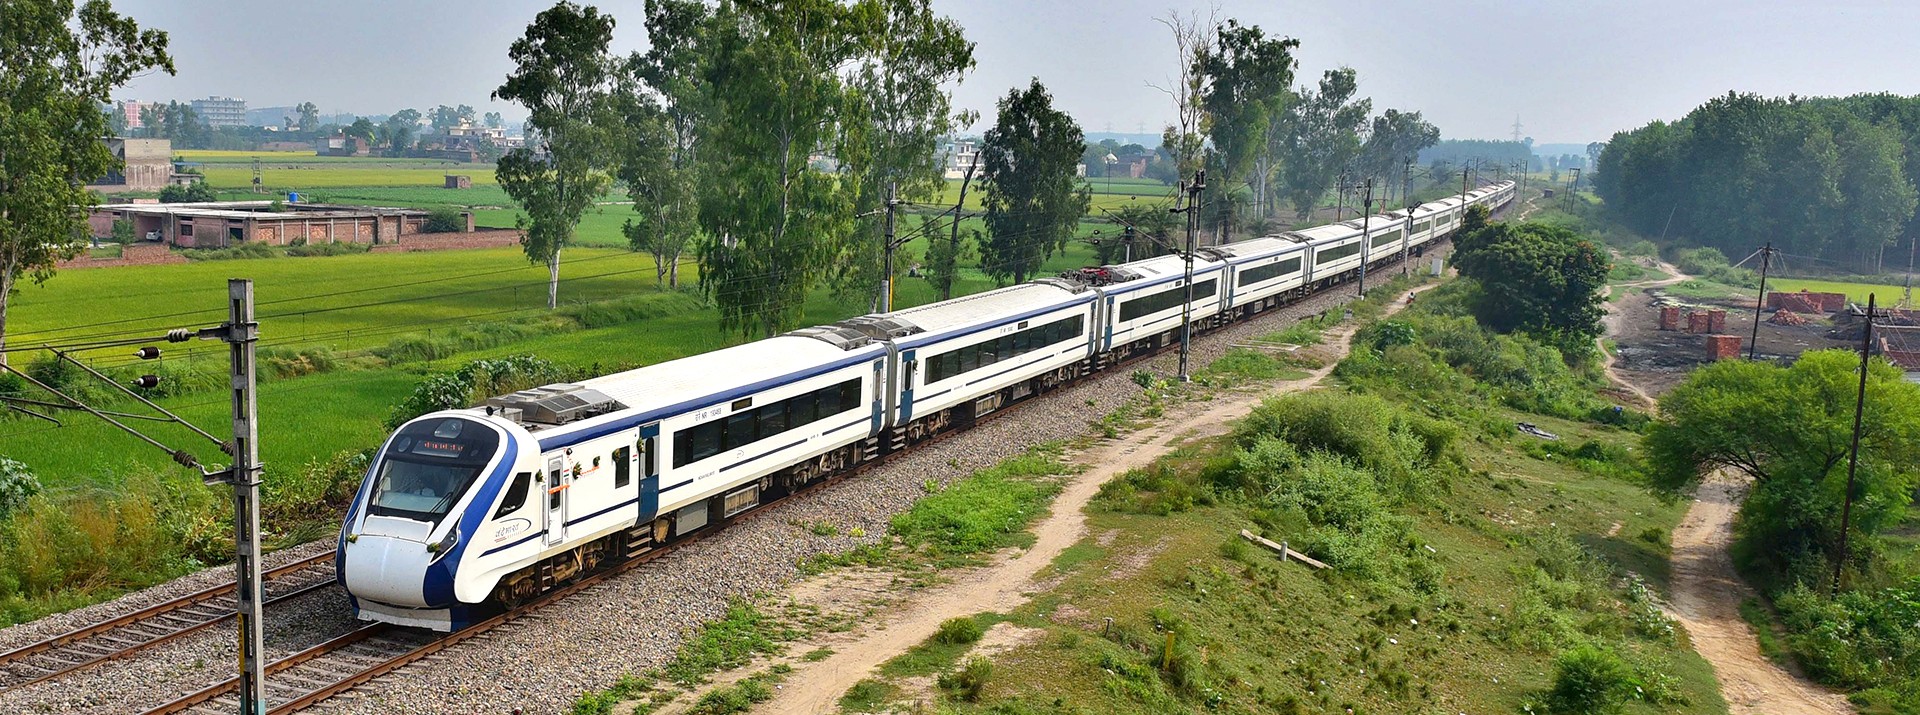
[493,472,533,519]
[840,381,861,411]
[724,412,756,450]
[757,403,787,439]
[613,447,631,488]
[817,384,843,417]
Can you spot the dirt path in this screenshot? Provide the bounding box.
[1597,259,1851,713]
[749,286,1437,715]
[1667,472,1853,714]
[1598,259,1688,409]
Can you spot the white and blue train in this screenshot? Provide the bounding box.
[338,182,1516,630]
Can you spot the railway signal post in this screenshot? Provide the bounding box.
[207,279,268,715]
[1176,170,1205,383]
[1357,179,1374,298]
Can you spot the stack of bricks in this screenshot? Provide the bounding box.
[1706,335,1742,360]
[1688,311,1711,334]
[1707,309,1727,333]
[1659,306,1682,331]
[1768,291,1848,313]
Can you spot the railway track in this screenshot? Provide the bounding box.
[0,552,338,692]
[132,237,1480,714]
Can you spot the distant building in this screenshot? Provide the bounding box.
[323,134,371,157]
[87,200,470,248]
[115,100,148,129]
[247,105,298,128]
[190,96,247,128]
[942,140,981,179]
[421,121,525,160]
[88,138,174,192]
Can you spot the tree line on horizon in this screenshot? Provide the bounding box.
[1595,91,1920,273]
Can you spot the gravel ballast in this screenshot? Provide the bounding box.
[0,257,1442,714]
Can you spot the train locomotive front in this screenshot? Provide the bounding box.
[337,412,533,630]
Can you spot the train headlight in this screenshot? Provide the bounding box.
[426,525,460,560]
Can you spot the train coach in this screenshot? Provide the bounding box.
[337,181,1516,630]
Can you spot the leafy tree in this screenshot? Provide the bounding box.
[344,117,376,144]
[1,0,172,360]
[837,0,975,309]
[694,0,863,337]
[1647,351,1920,588]
[483,111,503,129]
[1358,108,1440,205]
[430,103,477,131]
[379,107,421,154]
[1450,206,1610,359]
[158,180,215,203]
[109,218,136,244]
[920,211,973,300]
[1195,19,1296,218]
[422,208,464,233]
[493,1,617,310]
[977,79,1089,285]
[105,106,128,136]
[1278,67,1369,219]
[618,0,709,291]
[295,101,319,131]
[1091,202,1178,264]
[1596,92,1920,271]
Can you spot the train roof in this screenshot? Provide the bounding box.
[1204,235,1307,262]
[873,282,1088,336]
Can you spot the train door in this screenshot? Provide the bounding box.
[898,350,918,424]
[637,424,661,522]
[543,453,567,546]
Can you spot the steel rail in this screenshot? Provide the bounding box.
[0,552,337,690]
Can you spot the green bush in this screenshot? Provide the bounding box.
[385,354,578,429]
[285,241,371,257]
[109,219,137,245]
[0,459,41,519]
[1547,645,1634,714]
[182,242,278,261]
[935,616,985,645]
[1775,580,1920,692]
[890,449,1065,559]
[1232,391,1457,501]
[423,208,465,233]
[937,656,994,702]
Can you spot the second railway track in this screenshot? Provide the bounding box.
[0,551,338,692]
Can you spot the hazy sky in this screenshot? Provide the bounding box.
[108,0,1920,145]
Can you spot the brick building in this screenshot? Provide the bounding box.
[87,201,473,249]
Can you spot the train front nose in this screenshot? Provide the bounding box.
[342,526,437,608]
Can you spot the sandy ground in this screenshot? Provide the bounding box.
[1600,259,1689,409]
[1667,472,1854,715]
[729,285,1433,715]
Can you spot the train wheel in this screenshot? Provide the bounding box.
[496,570,540,609]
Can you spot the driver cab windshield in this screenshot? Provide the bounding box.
[368,417,501,524]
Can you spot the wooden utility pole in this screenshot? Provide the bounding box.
[1833,293,1876,597]
[1749,243,1773,360]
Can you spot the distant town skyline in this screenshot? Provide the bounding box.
[104,0,1920,146]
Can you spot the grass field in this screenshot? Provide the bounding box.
[1767,277,1913,305]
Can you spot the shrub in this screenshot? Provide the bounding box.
[0,459,41,519]
[285,241,370,257]
[423,208,464,233]
[385,355,577,429]
[109,219,137,245]
[1547,645,1634,714]
[158,180,216,203]
[890,449,1064,558]
[1233,391,1456,501]
[182,242,278,261]
[937,657,994,702]
[935,616,985,645]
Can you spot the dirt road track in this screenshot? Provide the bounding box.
[1667,472,1853,714]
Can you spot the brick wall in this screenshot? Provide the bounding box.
[56,243,185,270]
[369,228,523,253]
[1688,311,1710,334]
[1707,309,1727,333]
